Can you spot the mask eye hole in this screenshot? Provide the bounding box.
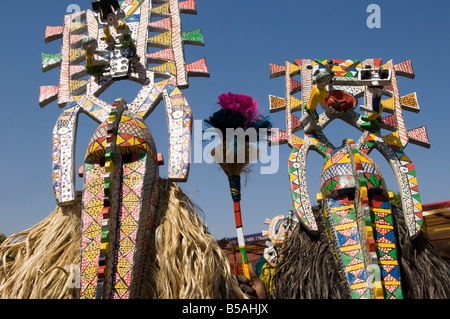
[329,188,355,205]
[368,188,386,199]
[86,151,106,166]
[121,152,141,164]
[98,157,106,167]
[369,189,389,205]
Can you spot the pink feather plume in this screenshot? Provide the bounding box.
[218,92,262,127]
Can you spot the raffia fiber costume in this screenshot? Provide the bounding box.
[0,180,245,299]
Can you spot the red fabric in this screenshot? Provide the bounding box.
[422,201,450,211]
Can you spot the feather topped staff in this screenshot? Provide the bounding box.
[205,92,272,279]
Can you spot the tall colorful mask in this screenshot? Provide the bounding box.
[268,58,430,299]
[319,140,401,298]
[40,0,209,299]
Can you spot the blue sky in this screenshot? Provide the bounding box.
[0,0,449,239]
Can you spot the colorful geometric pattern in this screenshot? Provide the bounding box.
[80,102,125,299]
[289,140,317,233]
[149,61,177,76]
[80,105,160,299]
[321,144,403,299]
[85,121,108,160]
[162,85,192,180]
[269,95,287,113]
[99,103,123,299]
[116,114,152,154]
[284,62,295,145]
[185,58,209,77]
[113,160,144,295]
[290,96,303,112]
[148,17,172,32]
[287,131,334,234]
[179,0,197,13]
[57,14,72,107]
[324,198,371,299]
[52,104,80,204]
[320,149,354,196]
[181,29,204,45]
[39,86,59,108]
[41,53,62,72]
[269,63,286,79]
[352,141,374,299]
[380,96,395,113]
[385,60,409,148]
[400,92,420,113]
[407,126,430,148]
[382,114,398,129]
[314,59,360,77]
[73,94,111,123]
[44,25,64,43]
[357,131,423,239]
[290,78,302,95]
[80,163,105,299]
[70,79,88,95]
[147,47,175,63]
[370,195,403,299]
[393,59,415,79]
[379,133,423,238]
[111,151,158,299]
[150,2,170,16]
[356,152,387,191]
[356,131,377,155]
[298,59,313,118]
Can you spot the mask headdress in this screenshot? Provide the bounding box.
[262,210,298,267]
[268,58,430,299]
[41,0,209,205]
[40,0,209,299]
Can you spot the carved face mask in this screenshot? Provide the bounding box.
[319,140,402,299]
[41,1,209,299]
[79,101,161,299]
[270,57,428,299]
